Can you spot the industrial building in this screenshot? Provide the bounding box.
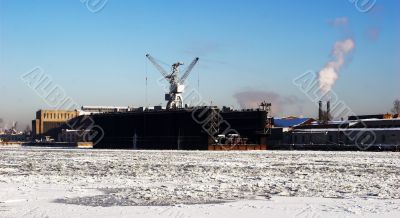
[267,101,400,151]
[31,110,80,139]
[269,119,400,151]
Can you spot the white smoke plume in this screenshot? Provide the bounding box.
[318,38,355,93]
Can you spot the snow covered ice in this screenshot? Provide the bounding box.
[1,146,400,217]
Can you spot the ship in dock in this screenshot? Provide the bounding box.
[88,105,270,150]
[64,54,272,150]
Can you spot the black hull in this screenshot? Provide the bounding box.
[86,108,267,149]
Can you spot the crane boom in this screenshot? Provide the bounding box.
[146,54,169,79]
[145,54,200,109]
[179,57,199,83]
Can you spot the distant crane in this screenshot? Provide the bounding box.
[146,54,199,109]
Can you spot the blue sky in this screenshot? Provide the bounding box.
[0,0,399,129]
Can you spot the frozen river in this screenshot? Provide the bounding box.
[1,146,399,217]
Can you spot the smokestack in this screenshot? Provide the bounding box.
[318,101,322,121]
[327,101,331,121]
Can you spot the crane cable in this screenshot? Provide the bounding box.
[197,67,200,92]
[145,56,148,108]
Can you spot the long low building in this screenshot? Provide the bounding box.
[268,117,400,151]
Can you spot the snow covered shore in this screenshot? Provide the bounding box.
[0,147,399,217]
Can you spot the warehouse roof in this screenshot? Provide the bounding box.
[274,117,312,128]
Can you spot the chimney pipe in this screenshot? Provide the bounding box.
[318,101,322,121]
[327,101,331,121]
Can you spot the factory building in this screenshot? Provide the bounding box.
[268,114,400,151]
[32,110,79,139]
